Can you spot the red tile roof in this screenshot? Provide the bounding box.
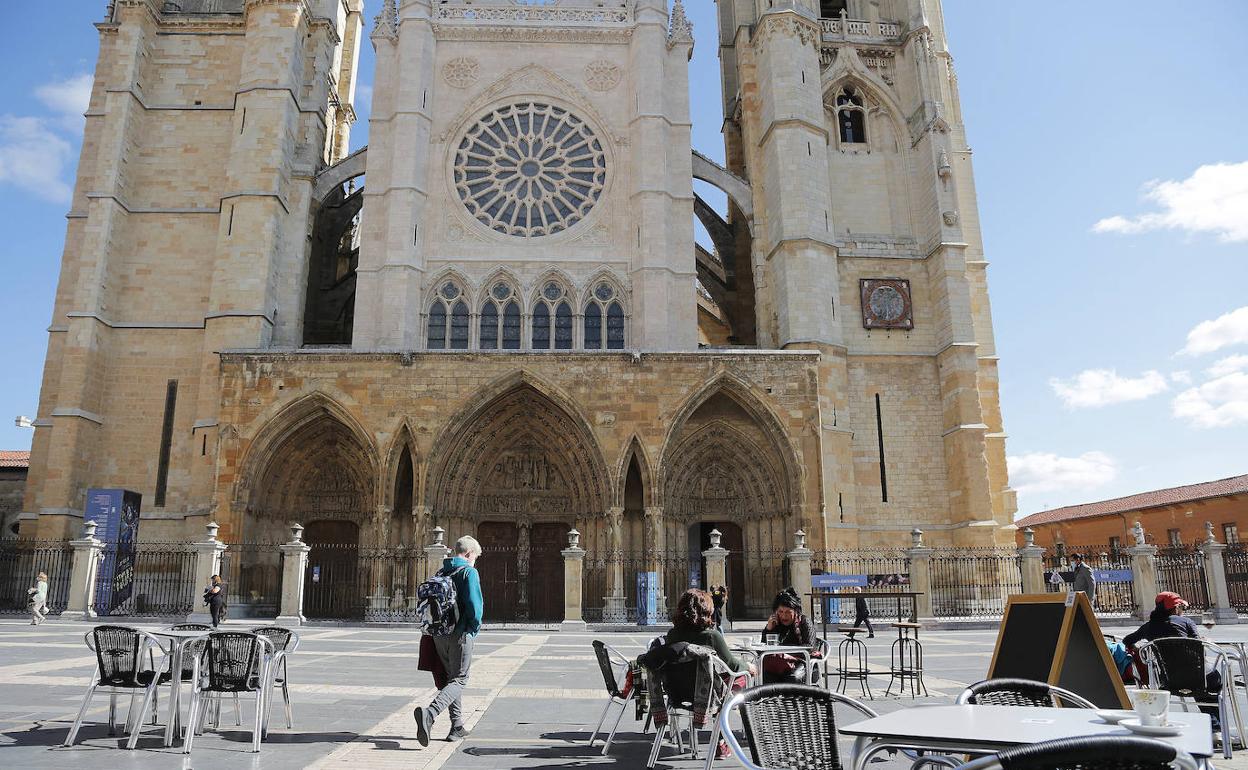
[0,450,30,469]
[1017,474,1248,528]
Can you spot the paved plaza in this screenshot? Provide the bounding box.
[2,617,1247,769]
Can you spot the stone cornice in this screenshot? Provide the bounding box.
[432,25,633,44]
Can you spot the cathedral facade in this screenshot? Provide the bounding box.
[20,0,1015,620]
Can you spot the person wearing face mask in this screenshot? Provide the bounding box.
[760,588,817,684]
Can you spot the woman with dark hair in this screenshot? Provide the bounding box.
[203,574,226,628]
[761,587,817,684]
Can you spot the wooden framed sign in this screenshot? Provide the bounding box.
[988,593,1130,709]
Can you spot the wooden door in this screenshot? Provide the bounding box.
[476,522,519,622]
[528,523,570,622]
[303,520,361,619]
[719,523,747,619]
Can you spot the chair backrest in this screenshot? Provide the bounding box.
[737,684,840,770]
[90,625,147,687]
[955,735,1195,770]
[171,623,212,631]
[592,640,622,698]
[1142,638,1211,696]
[203,632,266,693]
[250,626,294,652]
[957,678,1095,709]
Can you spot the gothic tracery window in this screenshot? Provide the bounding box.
[836,86,867,145]
[479,281,521,350]
[427,280,470,350]
[532,280,573,350]
[583,281,625,350]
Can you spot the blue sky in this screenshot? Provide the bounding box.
[1,2,1245,519]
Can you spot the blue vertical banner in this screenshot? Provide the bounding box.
[636,571,659,626]
[84,489,141,615]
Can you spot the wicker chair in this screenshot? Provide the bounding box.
[182,631,275,754]
[588,640,637,755]
[956,678,1098,709]
[716,683,960,770]
[1135,637,1236,759]
[953,735,1198,770]
[63,625,171,750]
[250,626,300,730]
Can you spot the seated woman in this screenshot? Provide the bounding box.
[1123,591,1222,729]
[761,588,819,684]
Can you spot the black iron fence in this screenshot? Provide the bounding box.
[97,541,198,617]
[1225,545,1248,613]
[220,542,284,619]
[928,548,1022,618]
[811,548,910,623]
[1156,545,1209,612]
[1045,547,1135,616]
[0,539,74,614]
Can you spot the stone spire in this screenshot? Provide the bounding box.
[668,0,694,47]
[372,0,398,40]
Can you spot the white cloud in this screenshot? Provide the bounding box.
[35,73,92,127]
[1180,306,1248,356]
[1048,369,1169,409]
[354,83,373,115]
[1007,451,1118,496]
[1170,371,1193,385]
[1172,372,1248,428]
[0,116,73,203]
[1092,161,1248,242]
[1207,355,1248,379]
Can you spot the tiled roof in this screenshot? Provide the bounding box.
[1017,474,1248,528]
[0,450,30,469]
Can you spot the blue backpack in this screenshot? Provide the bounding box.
[417,566,466,636]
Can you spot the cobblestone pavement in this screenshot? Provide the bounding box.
[1,617,1246,769]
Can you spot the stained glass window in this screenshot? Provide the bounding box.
[555,301,573,349]
[449,300,469,349]
[427,301,447,349]
[502,300,521,349]
[532,303,551,349]
[584,302,602,349]
[607,301,625,349]
[480,302,498,349]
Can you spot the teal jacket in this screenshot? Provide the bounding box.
[443,556,483,636]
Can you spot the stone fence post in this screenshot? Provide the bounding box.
[703,529,729,628]
[787,530,814,617]
[1127,521,1160,621]
[425,526,449,579]
[277,523,311,626]
[561,528,587,629]
[1017,527,1047,594]
[62,519,104,621]
[190,522,227,624]
[1199,522,1238,625]
[905,528,933,622]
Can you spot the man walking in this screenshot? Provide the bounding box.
[414,535,483,746]
[1070,553,1097,602]
[852,586,874,638]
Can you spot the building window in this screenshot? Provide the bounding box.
[1167,528,1182,547]
[820,0,847,18]
[480,281,521,350]
[428,281,469,349]
[1224,523,1240,545]
[836,87,866,144]
[584,281,625,349]
[532,281,573,350]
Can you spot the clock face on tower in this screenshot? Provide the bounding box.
[453,102,607,238]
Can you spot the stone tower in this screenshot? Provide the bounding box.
[20,0,362,537]
[715,0,1016,542]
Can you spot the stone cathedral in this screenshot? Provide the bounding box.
[19,0,1016,620]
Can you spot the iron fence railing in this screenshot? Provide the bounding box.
[1046,546,1135,616]
[1156,545,1209,612]
[0,539,74,615]
[928,548,1022,618]
[97,541,198,617]
[1226,545,1248,613]
[219,542,285,620]
[811,548,911,622]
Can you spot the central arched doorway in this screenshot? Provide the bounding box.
[303,520,361,619]
[429,382,607,622]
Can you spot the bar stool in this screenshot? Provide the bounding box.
[835,626,872,699]
[885,622,927,697]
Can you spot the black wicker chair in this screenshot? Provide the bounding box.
[182,631,274,754]
[1136,637,1235,758]
[63,625,171,750]
[956,678,1098,709]
[250,626,300,730]
[954,735,1198,770]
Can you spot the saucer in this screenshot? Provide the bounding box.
[1121,718,1183,737]
[1095,709,1135,724]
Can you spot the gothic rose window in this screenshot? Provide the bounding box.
[453,102,606,237]
[583,281,625,349]
[532,281,573,350]
[480,281,521,350]
[836,86,866,144]
[427,280,469,349]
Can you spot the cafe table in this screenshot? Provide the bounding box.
[148,627,212,746]
[840,705,1214,770]
[731,640,815,685]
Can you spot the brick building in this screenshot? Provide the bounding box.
[1015,474,1248,552]
[0,451,30,538]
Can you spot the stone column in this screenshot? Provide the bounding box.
[906,528,934,622]
[277,523,311,626]
[425,526,449,578]
[62,519,104,621]
[1127,522,1160,621]
[1017,527,1047,595]
[189,522,228,624]
[603,508,627,623]
[1199,522,1238,625]
[561,528,587,629]
[787,530,814,617]
[516,518,532,622]
[703,528,730,627]
[644,506,666,614]
[366,505,391,615]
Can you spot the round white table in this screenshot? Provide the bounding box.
[732,641,815,685]
[148,628,211,746]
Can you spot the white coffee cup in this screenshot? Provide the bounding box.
[1129,689,1171,727]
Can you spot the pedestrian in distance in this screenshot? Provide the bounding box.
[414,535,484,746]
[710,584,727,630]
[852,585,874,637]
[27,571,48,625]
[1070,553,1097,602]
[203,574,226,628]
